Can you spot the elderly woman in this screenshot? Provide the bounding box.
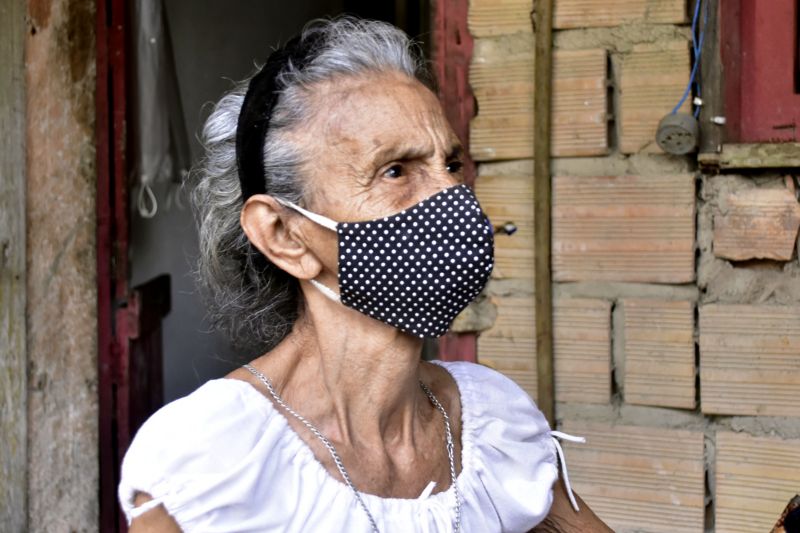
[119,17,612,533]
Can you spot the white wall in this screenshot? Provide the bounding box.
[131,0,343,402]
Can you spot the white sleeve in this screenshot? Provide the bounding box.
[117,379,271,531]
[440,361,559,532]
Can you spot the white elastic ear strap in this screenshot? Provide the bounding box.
[275,198,338,231]
[273,198,340,302]
[309,279,341,302]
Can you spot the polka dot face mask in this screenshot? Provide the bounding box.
[277,184,495,337]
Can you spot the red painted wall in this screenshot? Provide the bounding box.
[723,0,800,142]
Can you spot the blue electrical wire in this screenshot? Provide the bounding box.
[672,0,709,117]
[671,0,702,114]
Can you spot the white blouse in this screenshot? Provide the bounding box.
[118,361,563,532]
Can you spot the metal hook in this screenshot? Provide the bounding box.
[494,222,517,235]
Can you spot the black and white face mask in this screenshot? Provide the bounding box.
[277,184,494,337]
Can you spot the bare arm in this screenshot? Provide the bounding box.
[532,478,615,533]
[128,493,182,533]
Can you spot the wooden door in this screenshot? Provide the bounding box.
[97,1,169,531]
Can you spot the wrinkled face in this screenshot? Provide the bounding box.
[292,70,465,222]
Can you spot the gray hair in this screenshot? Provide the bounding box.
[191,17,429,350]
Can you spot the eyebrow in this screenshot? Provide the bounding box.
[368,142,464,169]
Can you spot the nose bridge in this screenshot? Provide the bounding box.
[408,134,464,205]
[415,175,458,206]
[423,161,461,196]
[435,173,461,191]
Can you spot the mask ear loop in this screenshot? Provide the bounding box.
[273,197,342,302]
[309,279,341,302]
[274,197,338,231]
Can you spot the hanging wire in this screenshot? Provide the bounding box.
[672,0,710,117]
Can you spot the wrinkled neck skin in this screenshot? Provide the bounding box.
[252,280,429,451]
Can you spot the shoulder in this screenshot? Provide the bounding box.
[434,361,559,531]
[124,378,272,470]
[118,378,291,528]
[433,360,550,429]
[433,360,555,468]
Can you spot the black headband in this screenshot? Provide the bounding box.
[235,33,322,202]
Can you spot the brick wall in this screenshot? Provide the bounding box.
[467,1,800,532]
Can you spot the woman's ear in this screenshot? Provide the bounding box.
[240,195,330,280]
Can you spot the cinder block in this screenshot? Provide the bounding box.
[623,299,695,409]
[468,0,531,37]
[468,0,685,36]
[474,173,533,280]
[556,0,685,29]
[713,187,800,261]
[553,174,696,283]
[716,431,800,533]
[470,47,608,161]
[700,304,800,416]
[619,42,691,154]
[478,296,536,398]
[559,422,705,532]
[554,298,611,404]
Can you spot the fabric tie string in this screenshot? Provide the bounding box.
[549,431,586,513]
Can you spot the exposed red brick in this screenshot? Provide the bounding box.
[713,187,800,261]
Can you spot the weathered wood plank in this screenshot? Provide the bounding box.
[478,296,537,398]
[697,0,722,155]
[623,299,695,409]
[468,0,685,37]
[25,0,99,530]
[533,0,555,424]
[475,172,534,280]
[717,143,800,169]
[713,187,800,261]
[560,422,706,532]
[471,46,608,161]
[554,299,611,404]
[619,41,690,154]
[553,174,696,283]
[0,0,27,529]
[700,305,800,416]
[716,431,800,533]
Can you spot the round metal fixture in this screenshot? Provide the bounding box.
[656,113,699,155]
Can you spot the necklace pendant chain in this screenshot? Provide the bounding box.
[243,364,461,533]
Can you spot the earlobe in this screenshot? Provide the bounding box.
[240,195,324,280]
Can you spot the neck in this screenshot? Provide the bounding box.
[270,283,426,447]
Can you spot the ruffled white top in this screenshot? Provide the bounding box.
[118,361,560,532]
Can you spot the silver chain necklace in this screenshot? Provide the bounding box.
[243,364,461,533]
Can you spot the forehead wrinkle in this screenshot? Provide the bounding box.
[291,71,461,212]
[365,95,457,166]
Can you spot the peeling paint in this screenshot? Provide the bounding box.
[28,0,52,33]
[24,0,98,530]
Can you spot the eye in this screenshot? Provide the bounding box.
[384,164,404,179]
[446,160,464,174]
